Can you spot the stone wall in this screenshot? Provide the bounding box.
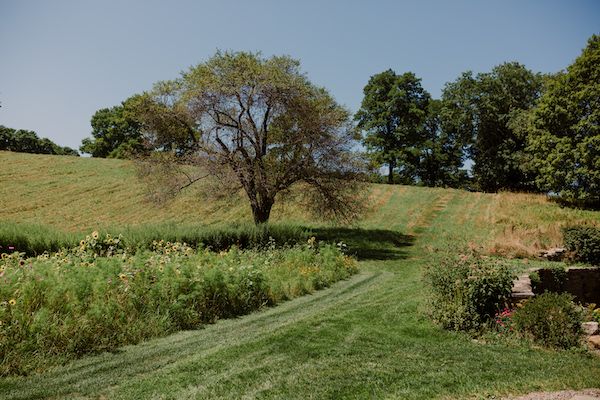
[534,268,600,304]
[565,268,600,304]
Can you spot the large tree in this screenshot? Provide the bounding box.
[355,70,430,184]
[527,35,600,205]
[441,62,544,192]
[136,51,364,224]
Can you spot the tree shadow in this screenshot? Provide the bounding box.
[311,227,415,261]
[548,196,600,211]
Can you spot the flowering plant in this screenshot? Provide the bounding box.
[75,231,126,259]
[494,307,514,334]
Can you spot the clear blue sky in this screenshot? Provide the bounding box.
[1,0,598,150]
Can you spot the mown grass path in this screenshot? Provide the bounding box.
[1,187,599,399]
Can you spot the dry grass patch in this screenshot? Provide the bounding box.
[482,192,600,258]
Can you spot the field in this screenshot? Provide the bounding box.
[1,151,600,399]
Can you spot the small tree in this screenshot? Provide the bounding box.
[527,35,600,205]
[136,51,365,224]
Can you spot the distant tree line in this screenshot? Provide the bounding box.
[0,126,78,156]
[80,35,600,206]
[355,34,599,205]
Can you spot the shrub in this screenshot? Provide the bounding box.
[494,307,515,335]
[512,292,583,349]
[562,225,600,265]
[425,251,515,331]
[583,303,600,324]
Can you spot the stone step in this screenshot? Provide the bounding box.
[511,272,534,300]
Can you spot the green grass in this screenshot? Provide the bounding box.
[1,152,599,399]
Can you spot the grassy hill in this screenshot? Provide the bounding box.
[1,151,600,399]
[1,151,598,256]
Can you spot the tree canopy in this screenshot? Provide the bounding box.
[0,126,78,156]
[76,34,599,206]
[355,70,466,187]
[417,99,467,187]
[440,62,544,192]
[527,35,600,205]
[80,96,146,158]
[136,51,365,224]
[355,70,431,184]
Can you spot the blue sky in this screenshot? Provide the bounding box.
[0,0,598,150]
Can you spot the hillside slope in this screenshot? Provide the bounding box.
[1,151,598,255]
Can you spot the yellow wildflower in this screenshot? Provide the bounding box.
[118,273,127,281]
[92,231,99,239]
[9,299,16,306]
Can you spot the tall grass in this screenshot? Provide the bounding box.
[0,223,79,255]
[0,221,312,256]
[483,191,600,257]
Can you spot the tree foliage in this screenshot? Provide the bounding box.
[418,99,467,187]
[355,70,430,184]
[527,35,600,205]
[136,51,365,224]
[355,71,466,187]
[80,96,146,158]
[0,126,78,156]
[441,62,544,192]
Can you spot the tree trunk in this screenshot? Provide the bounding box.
[387,160,395,184]
[251,199,274,225]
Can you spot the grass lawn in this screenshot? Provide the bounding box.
[1,152,599,399]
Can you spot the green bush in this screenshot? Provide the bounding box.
[512,292,583,349]
[562,225,600,265]
[425,251,515,331]
[0,237,357,375]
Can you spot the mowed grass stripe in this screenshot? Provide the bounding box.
[101,266,419,399]
[100,261,600,399]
